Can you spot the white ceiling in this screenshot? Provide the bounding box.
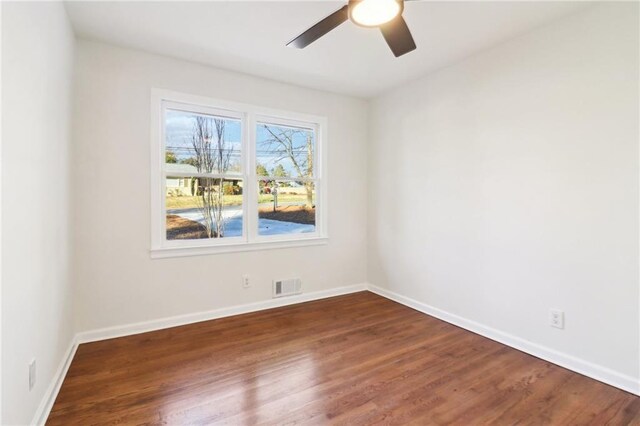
[64,1,591,98]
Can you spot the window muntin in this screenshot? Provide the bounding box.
[154,94,326,254]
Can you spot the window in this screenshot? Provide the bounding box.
[150,90,327,257]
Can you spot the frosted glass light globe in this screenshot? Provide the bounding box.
[350,0,402,27]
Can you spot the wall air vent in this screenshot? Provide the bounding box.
[273,278,302,298]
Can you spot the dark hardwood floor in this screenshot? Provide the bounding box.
[48,291,640,425]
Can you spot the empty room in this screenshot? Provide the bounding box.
[1,0,639,424]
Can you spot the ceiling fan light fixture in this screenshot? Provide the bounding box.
[349,0,403,28]
[287,0,415,57]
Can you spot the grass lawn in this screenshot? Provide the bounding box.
[166,193,313,209]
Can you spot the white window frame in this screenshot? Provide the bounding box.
[150,89,328,258]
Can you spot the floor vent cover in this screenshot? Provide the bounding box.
[273,278,302,298]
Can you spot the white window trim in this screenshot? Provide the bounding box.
[150,89,328,258]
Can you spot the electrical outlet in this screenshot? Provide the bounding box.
[549,309,564,329]
[242,274,250,289]
[29,359,36,391]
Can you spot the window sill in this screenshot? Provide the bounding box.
[150,237,328,259]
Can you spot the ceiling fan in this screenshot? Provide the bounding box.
[287,0,416,58]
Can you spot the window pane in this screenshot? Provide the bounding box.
[166,177,243,240]
[256,123,315,178]
[165,109,242,174]
[258,180,316,236]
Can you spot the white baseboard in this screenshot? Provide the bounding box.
[31,337,78,426]
[76,283,368,344]
[367,284,640,396]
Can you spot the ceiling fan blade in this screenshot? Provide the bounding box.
[287,5,349,49]
[379,15,416,57]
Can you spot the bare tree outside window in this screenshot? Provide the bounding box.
[259,125,314,208]
[191,116,230,238]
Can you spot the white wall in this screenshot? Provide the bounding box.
[72,41,368,332]
[1,2,76,424]
[368,2,639,384]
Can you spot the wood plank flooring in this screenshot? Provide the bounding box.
[48,292,640,425]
